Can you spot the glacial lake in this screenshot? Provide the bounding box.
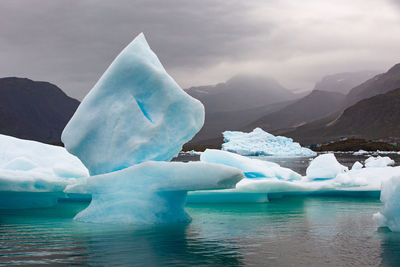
[2,152,400,266]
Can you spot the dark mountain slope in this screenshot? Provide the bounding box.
[246,90,346,132]
[0,77,80,144]
[285,88,400,145]
[346,64,400,107]
[185,75,297,113]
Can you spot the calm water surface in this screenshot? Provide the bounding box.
[1,153,400,266]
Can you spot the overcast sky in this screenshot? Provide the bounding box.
[0,0,399,99]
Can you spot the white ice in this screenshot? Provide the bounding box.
[351,161,363,170]
[62,33,204,176]
[200,149,301,181]
[353,150,369,156]
[0,134,88,209]
[364,156,395,168]
[373,176,400,232]
[188,151,400,203]
[0,134,88,193]
[222,128,316,157]
[305,153,348,181]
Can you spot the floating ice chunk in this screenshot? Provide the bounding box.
[187,150,202,156]
[373,176,400,232]
[62,33,204,175]
[189,150,400,203]
[0,134,88,193]
[222,128,316,157]
[353,150,369,156]
[351,161,363,170]
[365,156,395,168]
[200,149,302,181]
[305,153,348,181]
[0,134,88,208]
[66,161,243,224]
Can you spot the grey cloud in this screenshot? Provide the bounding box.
[0,0,399,99]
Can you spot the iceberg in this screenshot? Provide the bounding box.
[305,153,348,181]
[62,33,204,176]
[200,149,301,181]
[188,149,305,203]
[188,150,400,203]
[60,33,244,224]
[373,176,400,232]
[0,134,88,192]
[364,156,395,168]
[352,150,369,156]
[0,134,88,208]
[351,161,363,170]
[222,128,316,157]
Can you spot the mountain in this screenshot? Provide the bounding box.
[246,90,346,132]
[185,74,297,113]
[313,70,379,94]
[345,64,400,107]
[0,77,80,144]
[285,88,400,145]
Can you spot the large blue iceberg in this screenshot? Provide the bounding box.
[60,33,244,224]
[62,33,204,176]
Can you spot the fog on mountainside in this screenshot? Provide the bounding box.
[280,63,400,145]
[185,74,298,113]
[313,71,380,94]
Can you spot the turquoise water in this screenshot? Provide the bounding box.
[1,197,400,266]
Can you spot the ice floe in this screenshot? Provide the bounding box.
[222,128,316,157]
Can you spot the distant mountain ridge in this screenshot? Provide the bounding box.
[3,63,399,148]
[277,63,400,144]
[245,90,346,132]
[185,75,298,113]
[313,70,379,94]
[186,69,392,147]
[0,77,80,144]
[284,87,400,144]
[345,64,400,107]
